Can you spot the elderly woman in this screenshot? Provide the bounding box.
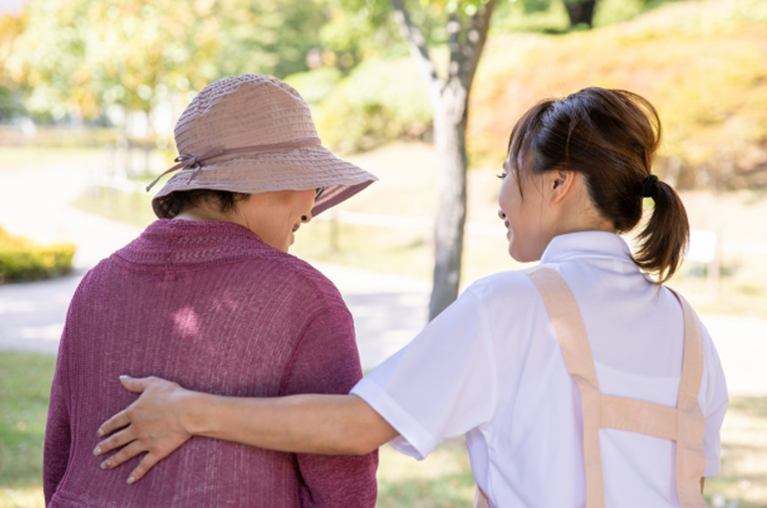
[43,75,378,507]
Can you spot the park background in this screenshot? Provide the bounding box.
[0,0,766,506]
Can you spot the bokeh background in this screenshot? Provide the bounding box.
[1,0,766,506]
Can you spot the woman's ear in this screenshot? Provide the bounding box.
[548,168,577,204]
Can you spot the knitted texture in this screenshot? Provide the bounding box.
[44,219,378,508]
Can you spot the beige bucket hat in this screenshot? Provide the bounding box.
[148,74,377,219]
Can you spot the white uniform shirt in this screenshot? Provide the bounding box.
[351,231,728,508]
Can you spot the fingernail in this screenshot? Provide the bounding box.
[97,428,104,437]
[127,476,135,485]
[93,446,101,456]
[119,375,128,380]
[100,460,110,470]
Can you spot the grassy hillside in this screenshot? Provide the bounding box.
[469,0,767,189]
[297,0,767,190]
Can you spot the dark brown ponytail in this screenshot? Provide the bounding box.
[633,180,689,282]
[508,87,690,282]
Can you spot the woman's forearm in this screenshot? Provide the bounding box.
[182,392,397,456]
[96,377,398,483]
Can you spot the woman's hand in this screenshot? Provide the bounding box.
[94,375,193,484]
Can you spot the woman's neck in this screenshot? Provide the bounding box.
[174,207,246,228]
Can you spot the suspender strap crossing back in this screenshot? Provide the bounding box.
[473,266,708,508]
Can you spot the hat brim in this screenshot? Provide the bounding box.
[151,146,377,219]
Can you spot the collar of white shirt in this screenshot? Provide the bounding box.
[540,231,636,267]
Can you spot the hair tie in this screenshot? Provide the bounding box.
[641,174,659,198]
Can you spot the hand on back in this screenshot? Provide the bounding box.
[94,376,192,484]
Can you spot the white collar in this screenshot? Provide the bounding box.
[540,231,636,267]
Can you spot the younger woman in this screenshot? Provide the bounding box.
[95,87,727,508]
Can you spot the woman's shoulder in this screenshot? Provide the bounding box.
[466,268,540,307]
[253,254,347,308]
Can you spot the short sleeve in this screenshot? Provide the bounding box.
[351,287,497,460]
[700,323,728,477]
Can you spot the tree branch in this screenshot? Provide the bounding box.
[447,13,463,82]
[458,0,497,92]
[390,0,442,101]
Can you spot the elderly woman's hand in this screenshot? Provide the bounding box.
[94,375,193,484]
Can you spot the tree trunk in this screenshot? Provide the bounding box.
[428,83,469,320]
[388,0,496,320]
[565,0,597,28]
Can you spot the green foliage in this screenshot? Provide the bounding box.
[319,1,407,67]
[293,58,433,153]
[0,228,75,283]
[4,0,329,120]
[0,85,25,120]
[285,67,344,106]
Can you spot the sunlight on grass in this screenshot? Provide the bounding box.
[0,487,45,508]
[376,440,475,507]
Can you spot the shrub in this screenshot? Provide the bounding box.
[285,67,344,106]
[292,59,433,154]
[0,227,75,283]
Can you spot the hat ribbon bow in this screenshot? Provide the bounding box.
[145,137,322,192]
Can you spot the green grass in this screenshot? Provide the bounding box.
[0,147,103,171]
[1,352,765,507]
[0,352,56,508]
[377,440,476,507]
[73,185,157,228]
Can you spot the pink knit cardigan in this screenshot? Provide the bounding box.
[44,219,378,507]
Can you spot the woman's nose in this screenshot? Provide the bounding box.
[497,209,506,220]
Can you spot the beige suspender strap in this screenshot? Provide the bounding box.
[525,266,708,508]
[525,266,606,508]
[472,267,708,508]
[600,394,678,441]
[670,289,709,507]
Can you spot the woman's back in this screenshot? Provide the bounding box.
[353,231,727,507]
[45,219,377,507]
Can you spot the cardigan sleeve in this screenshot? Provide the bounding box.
[43,310,75,505]
[279,302,378,508]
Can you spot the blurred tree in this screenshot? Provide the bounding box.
[563,0,597,28]
[383,0,497,319]
[5,0,327,123]
[319,0,406,70]
[0,86,25,121]
[0,13,27,121]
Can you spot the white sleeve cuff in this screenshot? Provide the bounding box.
[351,377,438,460]
[703,458,720,477]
